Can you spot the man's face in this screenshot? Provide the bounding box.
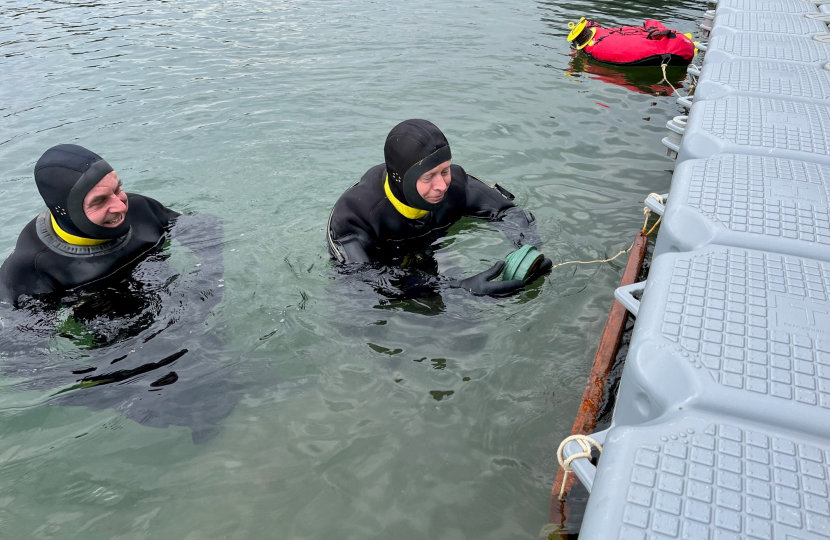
[416,160,451,204]
[83,171,129,227]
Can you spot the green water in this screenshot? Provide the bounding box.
[0,0,703,537]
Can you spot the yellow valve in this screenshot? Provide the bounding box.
[567,18,588,41]
[567,17,596,50]
[683,33,700,55]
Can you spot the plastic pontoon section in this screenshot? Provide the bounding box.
[708,13,828,38]
[714,0,820,14]
[651,155,830,260]
[676,96,830,165]
[702,34,830,66]
[691,61,830,105]
[613,246,830,437]
[573,411,830,540]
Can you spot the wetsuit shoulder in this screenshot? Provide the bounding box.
[127,193,181,228]
[0,217,56,302]
[328,164,390,262]
[337,164,389,214]
[459,170,541,248]
[460,167,517,219]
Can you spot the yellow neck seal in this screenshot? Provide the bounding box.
[384,174,428,219]
[50,213,110,246]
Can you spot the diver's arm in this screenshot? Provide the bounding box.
[336,251,524,298]
[329,231,505,298]
[463,174,552,285]
[169,213,223,262]
[0,259,30,304]
[368,262,524,298]
[463,174,542,249]
[0,257,51,305]
[327,211,375,264]
[450,261,525,296]
[140,195,182,228]
[167,213,225,305]
[0,222,58,304]
[127,195,211,262]
[329,234,372,264]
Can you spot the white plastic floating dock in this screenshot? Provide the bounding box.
[565,0,830,538]
[714,0,820,14]
[702,34,830,67]
[677,96,830,165]
[691,61,830,105]
[707,13,828,38]
[614,245,830,435]
[576,411,830,540]
[652,155,830,260]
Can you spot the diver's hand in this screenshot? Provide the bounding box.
[526,257,553,284]
[453,261,525,297]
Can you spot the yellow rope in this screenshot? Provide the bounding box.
[641,192,664,235]
[658,62,678,97]
[549,242,635,271]
[556,434,603,500]
[548,193,663,272]
[644,216,662,237]
[684,63,699,98]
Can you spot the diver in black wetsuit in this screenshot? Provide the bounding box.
[0,144,231,442]
[0,144,182,303]
[327,119,552,296]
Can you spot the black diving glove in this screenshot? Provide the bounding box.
[452,261,525,297]
[527,257,554,283]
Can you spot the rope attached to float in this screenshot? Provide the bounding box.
[548,193,663,272]
[556,434,604,500]
[548,245,634,271]
[551,196,663,502]
[642,192,664,236]
[685,63,700,97]
[658,62,678,96]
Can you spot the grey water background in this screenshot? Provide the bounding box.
[0,0,703,537]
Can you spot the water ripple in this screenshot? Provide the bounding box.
[0,0,704,536]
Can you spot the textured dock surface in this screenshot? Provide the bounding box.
[570,2,830,538]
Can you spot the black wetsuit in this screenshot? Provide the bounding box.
[0,194,180,304]
[327,164,539,264]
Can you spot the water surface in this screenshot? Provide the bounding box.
[0,0,703,537]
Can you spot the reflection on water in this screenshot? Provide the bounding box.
[567,52,690,96]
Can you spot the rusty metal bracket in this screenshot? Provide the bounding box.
[548,231,648,536]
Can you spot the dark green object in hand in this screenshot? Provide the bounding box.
[501,245,544,282]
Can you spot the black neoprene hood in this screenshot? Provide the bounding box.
[383,119,452,212]
[34,144,131,240]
